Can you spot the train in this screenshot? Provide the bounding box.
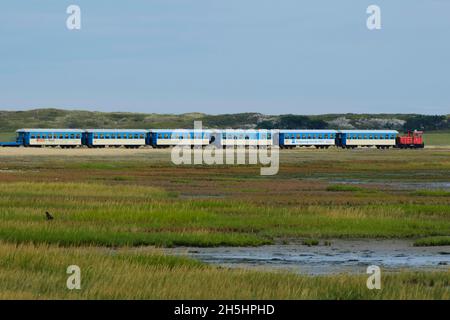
[0,128,424,149]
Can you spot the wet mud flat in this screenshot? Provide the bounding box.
[165,239,450,275]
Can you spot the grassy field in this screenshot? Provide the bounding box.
[424,131,450,146]
[0,148,448,299]
[1,242,448,299]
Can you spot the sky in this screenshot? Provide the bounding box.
[0,0,449,115]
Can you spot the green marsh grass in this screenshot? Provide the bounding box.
[0,148,449,300]
[326,184,366,192]
[0,182,449,247]
[414,236,450,247]
[413,190,450,197]
[0,243,448,300]
[0,182,450,247]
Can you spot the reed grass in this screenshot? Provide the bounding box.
[0,243,448,300]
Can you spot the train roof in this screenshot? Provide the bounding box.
[218,130,271,134]
[149,129,216,132]
[85,129,148,133]
[16,128,84,133]
[279,129,338,133]
[339,130,399,133]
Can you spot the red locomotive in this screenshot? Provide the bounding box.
[396,130,424,149]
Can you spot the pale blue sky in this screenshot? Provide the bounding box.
[0,1,449,114]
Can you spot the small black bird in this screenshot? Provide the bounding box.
[45,211,54,221]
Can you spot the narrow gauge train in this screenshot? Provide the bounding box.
[279,130,337,149]
[84,129,147,148]
[8,129,84,148]
[0,128,422,149]
[337,130,399,149]
[149,129,214,147]
[220,130,273,147]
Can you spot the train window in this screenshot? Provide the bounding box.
[324,134,328,139]
[164,134,168,139]
[285,134,289,139]
[319,134,323,139]
[245,135,249,140]
[76,134,80,139]
[268,133,271,139]
[65,134,69,139]
[100,134,104,139]
[158,134,162,139]
[31,135,36,139]
[222,133,226,139]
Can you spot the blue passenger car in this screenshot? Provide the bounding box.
[220,130,273,147]
[149,129,214,147]
[84,129,148,148]
[279,130,337,149]
[15,129,84,147]
[338,130,398,149]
